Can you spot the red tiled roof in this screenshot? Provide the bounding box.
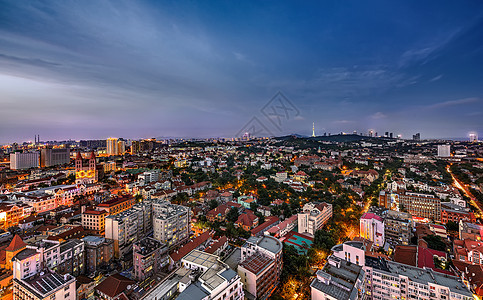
[205,236,228,254]
[95,273,135,298]
[251,216,279,235]
[5,234,26,252]
[170,231,211,262]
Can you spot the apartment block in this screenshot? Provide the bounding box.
[238,235,283,299]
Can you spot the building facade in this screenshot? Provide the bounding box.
[238,235,283,299]
[298,202,333,236]
[10,152,39,170]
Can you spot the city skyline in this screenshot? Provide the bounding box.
[1,1,483,143]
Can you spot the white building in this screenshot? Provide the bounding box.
[360,213,385,247]
[437,144,451,157]
[178,250,244,300]
[365,256,473,300]
[152,200,190,247]
[10,152,39,170]
[298,202,333,236]
[12,240,77,300]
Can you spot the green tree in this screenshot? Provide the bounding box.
[226,207,240,223]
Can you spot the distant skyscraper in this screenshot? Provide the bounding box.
[106,138,118,156]
[413,133,421,141]
[312,122,316,137]
[368,130,374,137]
[437,144,451,157]
[117,139,126,155]
[469,132,478,142]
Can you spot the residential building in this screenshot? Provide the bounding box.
[133,237,168,281]
[106,138,119,156]
[178,250,244,300]
[453,239,483,265]
[437,144,451,157]
[331,240,366,267]
[298,202,333,236]
[364,256,473,300]
[56,239,85,277]
[311,255,365,300]
[379,190,441,222]
[105,209,140,258]
[441,203,476,224]
[459,221,483,240]
[40,147,70,167]
[10,151,39,170]
[238,235,283,299]
[360,212,385,247]
[383,210,413,247]
[95,273,135,300]
[153,200,190,247]
[13,271,76,300]
[97,195,135,216]
[82,236,114,276]
[81,209,108,234]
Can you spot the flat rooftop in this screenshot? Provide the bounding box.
[239,252,274,275]
[21,272,73,297]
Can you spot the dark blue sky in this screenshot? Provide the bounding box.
[1,1,482,143]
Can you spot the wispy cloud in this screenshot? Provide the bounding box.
[429,74,443,82]
[426,97,479,109]
[371,112,387,119]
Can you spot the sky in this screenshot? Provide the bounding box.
[1,0,483,143]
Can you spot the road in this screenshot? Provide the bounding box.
[446,165,483,217]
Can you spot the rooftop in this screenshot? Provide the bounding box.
[239,252,274,275]
[134,237,166,256]
[19,271,74,297]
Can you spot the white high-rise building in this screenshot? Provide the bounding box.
[10,152,39,170]
[437,144,451,157]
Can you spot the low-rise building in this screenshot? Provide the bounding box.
[177,250,244,300]
[311,255,365,300]
[298,202,333,236]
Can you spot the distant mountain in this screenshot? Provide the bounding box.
[274,133,396,143]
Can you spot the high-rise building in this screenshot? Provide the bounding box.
[437,144,451,157]
[153,200,191,247]
[106,137,118,156]
[40,147,70,167]
[117,139,126,155]
[413,133,421,141]
[10,152,39,170]
[469,132,478,142]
